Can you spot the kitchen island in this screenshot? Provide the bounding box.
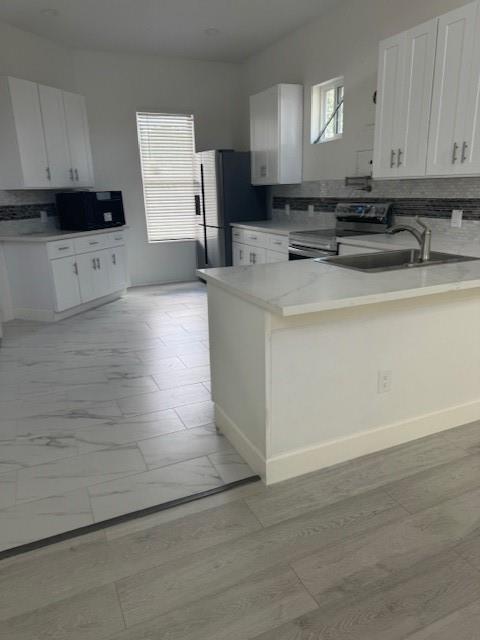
[199,257,480,484]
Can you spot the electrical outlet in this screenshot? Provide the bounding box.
[377,370,392,394]
[451,209,463,228]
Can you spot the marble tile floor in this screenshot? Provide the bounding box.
[3,422,480,639]
[0,282,255,553]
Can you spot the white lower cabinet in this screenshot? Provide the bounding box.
[232,228,289,266]
[2,229,128,321]
[51,255,82,312]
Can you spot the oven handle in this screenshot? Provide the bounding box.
[288,245,335,259]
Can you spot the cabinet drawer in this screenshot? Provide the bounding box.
[47,240,75,260]
[268,234,288,253]
[104,231,126,248]
[74,234,107,254]
[231,227,245,243]
[243,230,268,248]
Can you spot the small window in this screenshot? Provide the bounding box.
[311,77,344,144]
[136,112,196,242]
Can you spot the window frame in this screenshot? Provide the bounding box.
[136,111,197,244]
[310,76,344,144]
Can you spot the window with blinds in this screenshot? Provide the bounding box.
[136,112,196,242]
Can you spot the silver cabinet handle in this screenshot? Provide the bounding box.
[58,246,70,251]
[273,240,282,246]
[397,148,403,167]
[96,258,101,269]
[112,253,116,265]
[461,141,469,163]
[69,168,74,181]
[239,249,243,260]
[46,167,51,181]
[75,169,79,181]
[452,142,459,164]
[251,253,256,264]
[73,262,78,275]
[260,165,267,177]
[390,149,396,168]
[89,241,99,245]
[92,258,97,270]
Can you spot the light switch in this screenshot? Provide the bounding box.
[451,210,463,228]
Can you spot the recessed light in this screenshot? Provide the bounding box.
[205,27,221,37]
[40,8,59,17]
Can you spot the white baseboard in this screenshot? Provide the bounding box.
[214,404,266,481]
[14,290,126,322]
[266,399,480,484]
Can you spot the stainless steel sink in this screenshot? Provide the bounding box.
[317,249,479,273]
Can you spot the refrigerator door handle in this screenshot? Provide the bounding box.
[200,164,208,265]
[194,195,201,216]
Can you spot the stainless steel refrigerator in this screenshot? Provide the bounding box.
[196,150,267,269]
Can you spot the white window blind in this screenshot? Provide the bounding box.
[136,112,196,242]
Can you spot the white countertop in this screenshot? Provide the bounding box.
[338,231,480,258]
[198,257,480,317]
[0,226,128,243]
[231,220,328,236]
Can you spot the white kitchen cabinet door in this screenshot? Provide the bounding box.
[77,252,98,303]
[50,256,82,312]
[373,19,437,179]
[108,246,128,291]
[373,34,404,177]
[8,77,50,188]
[63,91,94,186]
[247,247,267,265]
[266,249,288,263]
[38,84,72,187]
[457,3,480,172]
[427,2,478,175]
[232,242,246,266]
[250,84,303,185]
[396,19,438,177]
[92,250,112,298]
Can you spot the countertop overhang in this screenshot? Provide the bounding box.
[0,226,129,243]
[197,257,480,317]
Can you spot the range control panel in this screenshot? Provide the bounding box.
[335,202,393,224]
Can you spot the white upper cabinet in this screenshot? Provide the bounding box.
[38,84,72,188]
[4,77,51,188]
[0,76,94,189]
[250,83,303,185]
[63,91,94,187]
[427,2,478,175]
[373,19,437,178]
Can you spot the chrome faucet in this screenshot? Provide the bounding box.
[387,217,432,262]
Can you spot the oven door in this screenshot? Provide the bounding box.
[288,245,336,260]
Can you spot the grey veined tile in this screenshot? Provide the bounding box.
[175,400,215,428]
[15,446,147,502]
[88,456,223,522]
[64,376,159,402]
[0,489,93,552]
[117,384,210,416]
[209,451,255,483]
[138,425,233,470]
[0,471,16,510]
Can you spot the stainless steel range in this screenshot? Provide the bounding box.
[288,202,393,260]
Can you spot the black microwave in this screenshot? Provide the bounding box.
[55,191,126,231]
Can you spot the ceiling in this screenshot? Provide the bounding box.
[0,0,339,62]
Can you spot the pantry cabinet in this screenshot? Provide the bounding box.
[0,76,94,189]
[1,229,128,321]
[250,84,303,185]
[373,19,437,178]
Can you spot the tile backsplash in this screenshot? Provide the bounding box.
[0,190,59,235]
[272,177,480,220]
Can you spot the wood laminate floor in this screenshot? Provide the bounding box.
[2,417,480,639]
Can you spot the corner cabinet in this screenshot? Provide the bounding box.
[373,1,480,179]
[250,84,303,185]
[0,76,94,189]
[2,229,128,321]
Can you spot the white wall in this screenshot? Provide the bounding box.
[241,0,470,181]
[73,49,243,286]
